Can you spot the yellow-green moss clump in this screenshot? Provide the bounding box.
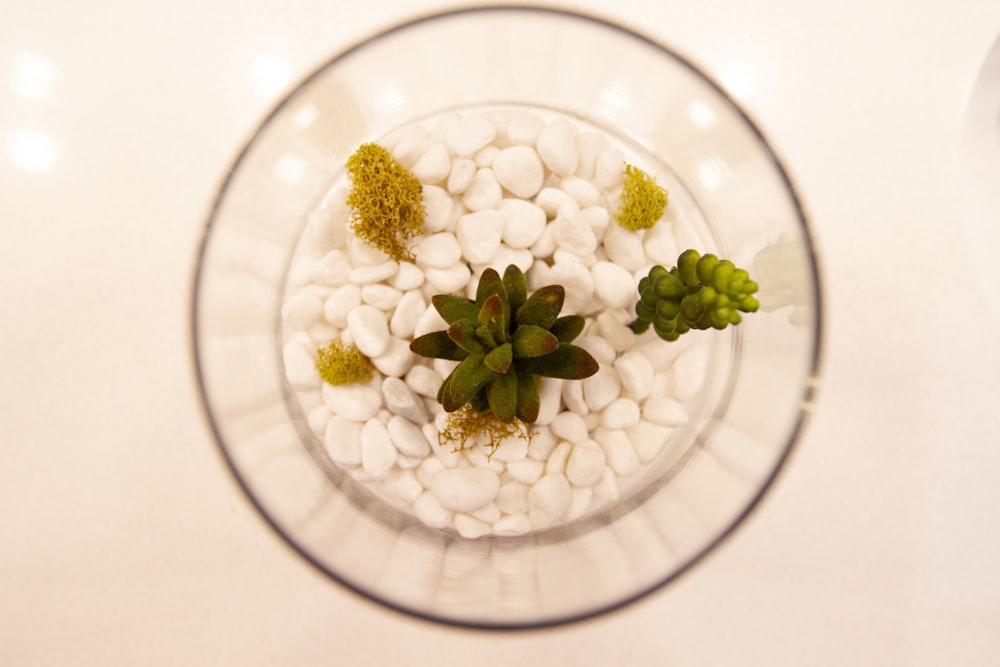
[345,143,425,261]
[615,163,668,231]
[315,340,374,386]
[439,404,533,460]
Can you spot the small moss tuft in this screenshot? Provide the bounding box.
[345,143,426,261]
[615,163,668,231]
[439,404,533,460]
[315,340,374,386]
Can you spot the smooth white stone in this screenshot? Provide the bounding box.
[488,246,534,273]
[603,224,646,272]
[642,397,690,426]
[614,350,654,401]
[324,415,364,466]
[422,184,454,233]
[444,114,497,157]
[282,291,323,329]
[447,158,477,194]
[283,337,320,389]
[381,122,428,151]
[456,209,503,264]
[469,501,501,523]
[560,176,602,208]
[592,466,620,502]
[323,284,362,327]
[536,118,578,176]
[565,440,606,487]
[424,263,472,293]
[361,284,402,310]
[347,236,391,267]
[593,428,640,476]
[596,311,636,352]
[498,198,547,249]
[493,513,532,536]
[552,200,598,257]
[308,250,350,286]
[550,411,589,442]
[411,142,451,183]
[491,434,529,463]
[575,131,610,181]
[561,379,589,415]
[505,111,545,146]
[386,414,431,457]
[346,305,390,358]
[382,469,423,504]
[382,376,427,423]
[544,441,572,475]
[566,486,594,521]
[527,426,558,461]
[672,345,709,400]
[404,365,443,398]
[392,135,433,168]
[389,261,425,291]
[574,335,616,365]
[414,492,453,529]
[601,397,641,430]
[389,290,426,339]
[348,261,398,285]
[593,146,626,190]
[582,365,621,412]
[462,168,503,211]
[323,383,382,421]
[496,481,530,514]
[474,145,500,167]
[416,455,444,489]
[534,187,575,217]
[396,454,422,470]
[454,514,491,539]
[528,473,571,528]
[534,377,563,426]
[591,261,636,309]
[547,261,594,314]
[492,145,545,198]
[431,467,500,512]
[627,420,675,463]
[507,458,545,484]
[529,223,557,259]
[307,405,332,435]
[413,303,448,338]
[361,418,397,479]
[412,232,461,269]
[643,218,680,266]
[582,205,610,241]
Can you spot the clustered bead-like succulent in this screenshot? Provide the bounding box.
[409,265,599,424]
[630,249,760,341]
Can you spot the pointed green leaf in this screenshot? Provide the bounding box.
[483,343,513,374]
[478,294,508,343]
[432,294,479,324]
[486,371,518,423]
[410,331,469,361]
[475,268,507,308]
[516,285,564,329]
[441,354,495,412]
[470,388,490,413]
[502,265,527,316]
[549,315,585,343]
[516,372,540,423]
[516,343,599,380]
[447,320,486,354]
[511,324,559,358]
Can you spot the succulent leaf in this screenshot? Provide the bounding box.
[447,320,486,354]
[502,265,528,316]
[512,324,559,358]
[515,343,599,380]
[442,354,495,412]
[486,370,518,422]
[549,315,585,343]
[475,268,507,308]
[410,331,469,361]
[515,284,564,330]
[478,294,508,344]
[432,294,479,324]
[515,372,540,423]
[483,343,513,374]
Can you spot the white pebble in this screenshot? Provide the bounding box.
[283,337,320,389]
[593,428,640,476]
[447,158,477,194]
[582,206,610,240]
[672,345,709,400]
[382,469,423,504]
[547,261,594,314]
[454,514,491,539]
[603,224,646,272]
[552,201,598,257]
[411,142,451,183]
[323,383,382,421]
[496,481,530,514]
[414,492,452,529]
[592,466,620,502]
[416,455,444,488]
[392,135,432,168]
[507,458,544,484]
[614,350,655,400]
[445,114,497,157]
[462,168,503,211]
[491,434,528,462]
[489,246,534,273]
[323,284,361,327]
[424,263,471,293]
[404,365,443,398]
[390,261,425,291]
[382,122,428,151]
[498,198,547,249]
[566,486,594,521]
[527,426,558,461]
[534,378,562,426]
[386,414,431,457]
[575,335,616,366]
[347,236,391,267]
[642,397,689,426]
[505,111,544,146]
[412,232,461,269]
[324,415,364,466]
[282,292,323,329]
[493,513,532,536]
[348,261,397,285]
[583,366,621,412]
[422,185,454,233]
[643,218,680,266]
[601,397,641,430]
[528,473,571,528]
[389,290,426,339]
[545,441,572,475]
[361,284,402,310]
[413,303,447,338]
[560,176,602,208]
[565,440,606,487]
[534,187,575,217]
[361,418,397,479]
[492,145,544,198]
[346,305,390,358]
[307,405,332,434]
[529,224,557,259]
[561,379,589,415]
[308,250,350,285]
[470,501,501,524]
[431,467,500,512]
[550,411,589,442]
[596,311,635,352]
[591,261,636,309]
[371,336,414,377]
[575,131,610,181]
[628,420,675,463]
[382,376,428,423]
[474,145,500,167]
[536,118,578,176]
[456,209,503,264]
[593,146,626,190]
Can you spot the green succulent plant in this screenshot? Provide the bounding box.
[409,265,599,424]
[629,249,760,341]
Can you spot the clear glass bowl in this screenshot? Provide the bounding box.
[192,6,822,628]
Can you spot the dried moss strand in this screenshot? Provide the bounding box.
[439,405,532,460]
[315,340,374,386]
[615,163,668,231]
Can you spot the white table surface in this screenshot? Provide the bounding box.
[3,0,999,664]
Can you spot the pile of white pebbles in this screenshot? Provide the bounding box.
[281,108,712,538]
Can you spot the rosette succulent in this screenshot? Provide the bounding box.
[409,265,599,424]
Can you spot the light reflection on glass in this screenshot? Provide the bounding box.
[292,103,319,130]
[688,100,717,130]
[373,82,406,113]
[694,158,726,191]
[6,128,59,172]
[274,152,307,185]
[718,60,757,100]
[594,81,631,120]
[9,52,58,102]
[251,54,292,96]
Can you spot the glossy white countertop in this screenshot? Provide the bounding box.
[3,0,999,664]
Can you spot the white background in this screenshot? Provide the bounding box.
[3,0,999,664]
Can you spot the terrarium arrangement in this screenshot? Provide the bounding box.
[280,109,758,538]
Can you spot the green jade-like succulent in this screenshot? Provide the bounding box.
[409,265,599,424]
